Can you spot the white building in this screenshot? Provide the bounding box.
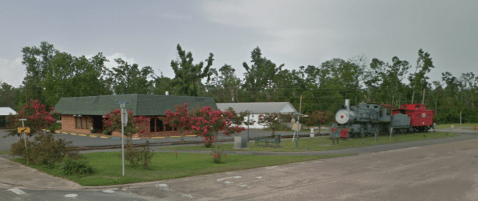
[0,107,17,127]
[216,102,298,129]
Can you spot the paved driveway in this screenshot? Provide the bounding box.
[124,137,478,201]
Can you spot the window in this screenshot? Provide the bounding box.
[415,105,420,109]
[403,105,407,109]
[76,118,80,129]
[81,118,86,129]
[386,109,391,115]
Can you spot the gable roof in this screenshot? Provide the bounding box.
[0,107,17,116]
[54,94,217,116]
[216,102,297,114]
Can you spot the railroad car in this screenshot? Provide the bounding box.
[332,100,434,138]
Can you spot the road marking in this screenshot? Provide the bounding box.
[186,135,196,137]
[90,135,97,138]
[225,181,233,184]
[170,136,181,138]
[55,131,60,133]
[238,184,248,187]
[100,136,109,139]
[151,137,165,139]
[181,194,193,198]
[112,137,121,140]
[79,134,86,136]
[65,194,77,198]
[71,133,77,135]
[62,132,68,134]
[102,189,115,193]
[8,188,26,195]
[257,176,262,179]
[156,183,172,191]
[217,176,241,181]
[132,138,140,140]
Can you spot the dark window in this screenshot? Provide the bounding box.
[386,109,391,115]
[150,118,155,132]
[374,105,378,108]
[156,119,164,132]
[415,105,420,109]
[403,106,407,109]
[81,118,86,129]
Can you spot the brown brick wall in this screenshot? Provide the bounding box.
[61,115,93,133]
[61,114,193,138]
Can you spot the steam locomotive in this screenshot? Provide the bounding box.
[331,99,434,138]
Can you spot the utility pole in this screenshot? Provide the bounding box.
[296,94,302,150]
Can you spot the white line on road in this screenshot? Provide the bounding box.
[181,194,194,198]
[217,176,241,181]
[225,181,233,184]
[65,194,78,198]
[102,189,115,193]
[256,176,262,179]
[8,188,26,195]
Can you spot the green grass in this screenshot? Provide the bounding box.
[0,150,10,155]
[11,152,350,186]
[436,123,478,130]
[159,132,458,152]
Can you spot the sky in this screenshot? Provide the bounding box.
[0,0,477,88]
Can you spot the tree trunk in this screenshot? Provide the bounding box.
[215,131,219,152]
[179,127,184,142]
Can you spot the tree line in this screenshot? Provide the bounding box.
[1,41,477,124]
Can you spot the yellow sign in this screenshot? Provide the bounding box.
[292,123,301,130]
[17,127,31,133]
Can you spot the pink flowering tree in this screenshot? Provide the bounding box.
[10,99,57,136]
[103,109,150,138]
[163,103,191,142]
[190,106,246,151]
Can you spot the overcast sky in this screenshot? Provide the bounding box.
[1,0,477,88]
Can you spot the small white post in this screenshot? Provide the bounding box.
[19,118,27,164]
[389,127,393,142]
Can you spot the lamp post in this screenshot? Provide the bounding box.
[115,99,129,176]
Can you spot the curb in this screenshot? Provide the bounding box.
[53,130,203,140]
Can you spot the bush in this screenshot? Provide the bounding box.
[124,140,154,169]
[63,157,93,175]
[10,134,79,166]
[90,128,96,133]
[102,130,111,135]
[210,149,227,163]
[204,142,212,148]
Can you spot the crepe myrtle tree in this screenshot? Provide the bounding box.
[257,113,282,137]
[163,103,192,142]
[305,111,331,135]
[103,109,150,138]
[190,106,245,151]
[226,107,248,135]
[9,99,57,136]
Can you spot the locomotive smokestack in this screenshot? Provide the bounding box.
[345,99,350,111]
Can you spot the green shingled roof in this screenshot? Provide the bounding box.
[54,94,217,116]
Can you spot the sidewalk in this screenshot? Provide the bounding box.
[0,157,81,190]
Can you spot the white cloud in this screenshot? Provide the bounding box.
[0,57,24,87]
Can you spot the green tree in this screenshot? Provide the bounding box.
[170,44,214,96]
[242,47,284,101]
[409,49,434,104]
[108,58,154,94]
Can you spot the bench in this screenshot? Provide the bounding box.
[255,135,281,147]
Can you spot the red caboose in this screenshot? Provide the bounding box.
[392,104,434,132]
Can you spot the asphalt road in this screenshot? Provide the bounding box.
[0,128,307,151]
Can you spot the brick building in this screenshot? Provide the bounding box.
[54,94,217,137]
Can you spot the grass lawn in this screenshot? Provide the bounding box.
[11,152,350,186]
[436,123,478,130]
[0,150,10,155]
[159,132,458,152]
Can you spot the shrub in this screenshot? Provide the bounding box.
[10,134,79,166]
[210,149,227,163]
[90,128,96,133]
[124,140,154,169]
[204,142,212,148]
[102,130,111,135]
[62,157,93,175]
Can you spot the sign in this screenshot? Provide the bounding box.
[292,123,301,130]
[121,108,128,126]
[17,127,30,133]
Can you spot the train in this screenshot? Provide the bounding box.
[331,99,435,138]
